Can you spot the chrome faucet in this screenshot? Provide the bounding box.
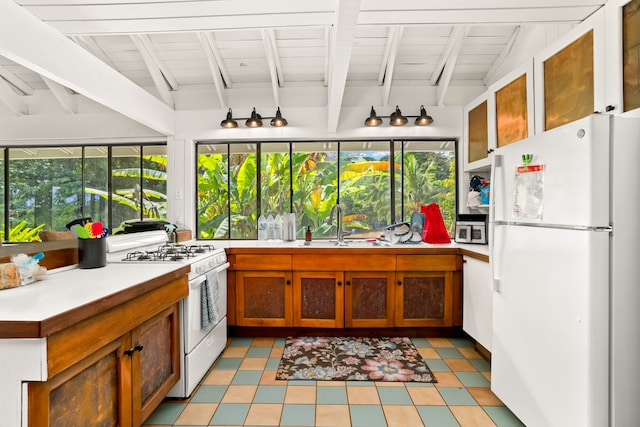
[327,203,348,245]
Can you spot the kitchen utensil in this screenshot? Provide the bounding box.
[65,217,92,230]
[92,222,104,237]
[84,223,95,238]
[72,224,89,239]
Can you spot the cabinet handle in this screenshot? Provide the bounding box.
[124,347,135,356]
[397,281,402,286]
[135,344,144,352]
[346,281,351,286]
[337,281,342,287]
[487,148,494,154]
[286,280,291,285]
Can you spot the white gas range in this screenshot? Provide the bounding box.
[106,230,229,398]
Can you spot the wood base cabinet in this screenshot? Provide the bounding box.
[236,270,293,327]
[27,275,186,427]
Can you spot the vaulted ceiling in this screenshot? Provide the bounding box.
[0,0,605,134]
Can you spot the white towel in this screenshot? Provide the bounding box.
[201,272,219,329]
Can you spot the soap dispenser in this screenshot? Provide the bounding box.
[305,226,312,242]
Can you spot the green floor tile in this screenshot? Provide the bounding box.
[231,370,263,385]
[280,404,316,426]
[455,372,491,387]
[209,403,250,425]
[350,404,387,427]
[189,385,227,403]
[266,357,281,370]
[273,337,286,347]
[449,337,475,348]
[246,346,272,357]
[410,338,431,347]
[417,405,460,427]
[317,386,348,404]
[142,402,185,425]
[484,406,526,426]
[253,385,287,403]
[212,357,243,370]
[228,337,254,347]
[435,348,465,359]
[424,359,451,372]
[376,386,413,404]
[470,358,491,372]
[437,387,478,406]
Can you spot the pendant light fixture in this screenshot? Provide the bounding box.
[364,105,433,127]
[270,107,288,127]
[220,108,238,128]
[220,107,288,128]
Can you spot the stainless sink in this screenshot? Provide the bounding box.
[297,239,386,248]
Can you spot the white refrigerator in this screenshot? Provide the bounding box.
[490,113,640,427]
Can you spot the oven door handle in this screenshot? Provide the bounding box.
[210,262,230,274]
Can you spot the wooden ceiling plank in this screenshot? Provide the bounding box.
[197,32,227,109]
[41,75,77,114]
[0,64,34,95]
[0,75,28,115]
[33,13,335,35]
[261,29,280,106]
[436,26,470,106]
[382,26,403,106]
[327,0,361,133]
[130,34,175,108]
[0,0,175,135]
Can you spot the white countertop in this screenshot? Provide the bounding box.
[0,262,187,323]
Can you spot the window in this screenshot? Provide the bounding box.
[0,144,166,242]
[196,140,456,240]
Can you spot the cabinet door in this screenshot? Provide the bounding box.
[345,271,395,328]
[395,271,454,327]
[462,256,493,351]
[28,336,131,427]
[133,304,181,426]
[293,271,344,328]
[236,271,293,326]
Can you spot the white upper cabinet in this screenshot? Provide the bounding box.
[605,0,640,118]
[463,92,495,172]
[533,8,606,134]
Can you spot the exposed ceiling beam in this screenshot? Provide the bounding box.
[202,31,232,89]
[327,0,361,133]
[0,76,28,115]
[132,34,178,91]
[436,26,469,106]
[70,36,117,69]
[261,29,281,106]
[41,75,77,114]
[430,26,467,86]
[377,26,396,86]
[483,26,521,85]
[0,0,175,135]
[382,26,403,106]
[198,32,227,109]
[0,64,33,96]
[130,34,175,108]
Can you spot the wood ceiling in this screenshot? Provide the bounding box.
[0,0,605,134]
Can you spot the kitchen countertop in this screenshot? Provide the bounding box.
[0,263,190,338]
[214,239,490,260]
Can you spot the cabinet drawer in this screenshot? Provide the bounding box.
[233,254,292,270]
[396,255,460,271]
[292,254,396,271]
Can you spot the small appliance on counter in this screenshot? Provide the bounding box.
[454,214,487,244]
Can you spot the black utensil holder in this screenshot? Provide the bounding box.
[78,238,106,269]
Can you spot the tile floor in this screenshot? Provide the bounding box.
[143,336,525,427]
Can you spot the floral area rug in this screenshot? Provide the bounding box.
[276,336,437,383]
